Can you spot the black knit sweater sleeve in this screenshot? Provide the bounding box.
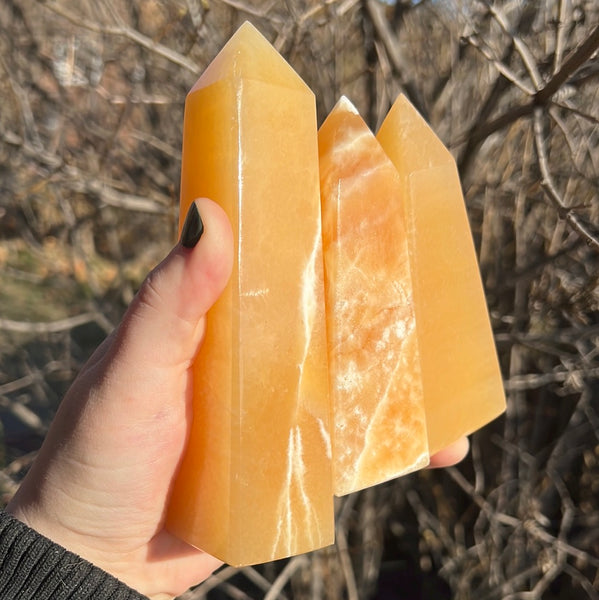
[0,511,149,599]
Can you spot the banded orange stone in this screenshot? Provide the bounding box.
[318,97,429,496]
[165,22,333,566]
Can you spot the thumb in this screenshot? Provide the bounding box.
[4,198,233,582]
[110,197,234,373]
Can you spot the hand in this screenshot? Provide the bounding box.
[7,198,234,600]
[429,437,469,468]
[6,196,469,599]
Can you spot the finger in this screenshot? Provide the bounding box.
[428,437,470,468]
[111,197,234,372]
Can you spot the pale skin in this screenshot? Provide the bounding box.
[6,198,469,599]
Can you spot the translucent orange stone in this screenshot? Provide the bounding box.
[165,22,333,566]
[376,95,506,455]
[318,97,429,496]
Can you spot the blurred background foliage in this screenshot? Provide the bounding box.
[0,0,598,598]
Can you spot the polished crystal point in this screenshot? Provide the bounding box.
[319,97,429,496]
[166,22,333,567]
[377,95,506,454]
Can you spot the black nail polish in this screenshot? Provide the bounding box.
[180,202,204,248]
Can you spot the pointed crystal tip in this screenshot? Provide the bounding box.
[191,21,310,94]
[377,94,454,171]
[335,95,360,115]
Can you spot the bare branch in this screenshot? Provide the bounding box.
[180,566,240,598]
[485,2,543,90]
[457,23,599,156]
[241,567,289,599]
[41,0,201,74]
[446,467,521,528]
[0,55,44,150]
[505,364,599,391]
[335,524,359,600]
[533,108,599,250]
[0,360,70,396]
[453,101,533,148]
[0,313,106,334]
[263,555,309,600]
[462,32,536,95]
[553,0,570,74]
[365,0,426,116]
[536,23,599,105]
[220,0,282,21]
[365,0,406,76]
[62,166,169,214]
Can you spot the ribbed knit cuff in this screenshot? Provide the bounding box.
[0,511,149,599]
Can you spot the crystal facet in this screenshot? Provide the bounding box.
[376,95,506,455]
[318,97,429,496]
[166,22,333,567]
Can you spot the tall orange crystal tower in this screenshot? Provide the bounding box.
[318,97,429,496]
[166,22,333,566]
[377,95,505,455]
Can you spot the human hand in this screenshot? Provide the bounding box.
[6,196,468,599]
[428,437,469,468]
[7,199,234,600]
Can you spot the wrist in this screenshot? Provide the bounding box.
[5,496,155,598]
[0,510,150,599]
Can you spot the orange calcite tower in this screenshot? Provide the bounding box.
[318,97,429,496]
[376,95,505,455]
[166,22,333,566]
